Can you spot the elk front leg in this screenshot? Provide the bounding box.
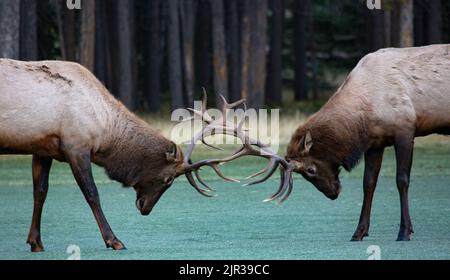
[27,155,53,252]
[395,135,414,241]
[351,148,384,241]
[67,152,126,250]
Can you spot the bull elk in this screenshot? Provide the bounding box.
[0,59,288,252]
[284,45,450,241]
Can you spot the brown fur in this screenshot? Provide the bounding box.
[93,114,177,187]
[287,101,370,171]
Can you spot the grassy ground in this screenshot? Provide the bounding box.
[0,136,449,260]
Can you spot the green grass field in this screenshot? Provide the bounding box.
[1,140,450,260]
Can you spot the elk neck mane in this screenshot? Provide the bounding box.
[94,109,171,187]
[290,103,370,171]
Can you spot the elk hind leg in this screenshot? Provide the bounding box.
[27,155,53,252]
[395,134,414,241]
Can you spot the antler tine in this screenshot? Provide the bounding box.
[242,148,281,181]
[187,88,214,124]
[276,173,294,205]
[270,168,294,205]
[219,94,246,110]
[201,138,223,151]
[243,158,279,186]
[263,165,295,203]
[193,169,215,192]
[210,163,240,183]
[263,167,288,202]
[200,88,212,121]
[187,107,211,122]
[181,116,195,123]
[184,123,235,163]
[184,126,213,162]
[219,94,246,127]
[245,162,272,180]
[185,171,217,197]
[217,145,258,163]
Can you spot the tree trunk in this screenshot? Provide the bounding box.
[80,0,96,72]
[239,0,268,108]
[129,0,138,108]
[309,0,318,100]
[95,0,113,89]
[226,0,241,102]
[55,0,77,61]
[54,0,66,59]
[384,9,391,47]
[428,0,442,44]
[180,0,197,107]
[167,0,184,109]
[196,0,212,96]
[250,0,267,109]
[370,8,385,51]
[147,0,162,112]
[210,0,229,103]
[399,0,414,47]
[20,0,38,61]
[117,0,135,110]
[106,0,119,97]
[294,0,308,101]
[240,0,252,103]
[0,0,20,59]
[390,1,400,47]
[266,0,284,106]
[414,0,426,46]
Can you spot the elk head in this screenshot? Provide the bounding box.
[133,140,185,215]
[286,129,342,200]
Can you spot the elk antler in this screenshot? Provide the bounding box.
[181,90,295,204]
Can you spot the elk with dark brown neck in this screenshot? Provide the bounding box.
[286,45,450,241]
[0,59,262,252]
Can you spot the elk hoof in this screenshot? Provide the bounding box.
[106,239,127,250]
[350,233,368,242]
[396,226,413,241]
[351,227,369,241]
[27,239,45,253]
[396,235,411,241]
[396,233,412,241]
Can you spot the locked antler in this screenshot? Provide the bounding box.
[182,90,295,204]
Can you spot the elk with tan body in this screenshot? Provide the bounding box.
[0,59,288,252]
[285,45,450,241]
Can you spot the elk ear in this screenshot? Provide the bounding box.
[303,131,313,154]
[166,142,177,163]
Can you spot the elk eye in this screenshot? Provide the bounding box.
[164,176,174,186]
[306,167,316,176]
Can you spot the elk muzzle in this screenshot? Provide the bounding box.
[135,188,167,216]
[136,195,154,216]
